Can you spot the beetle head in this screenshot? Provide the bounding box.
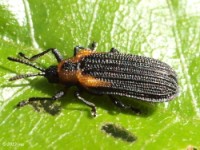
[44,65,59,83]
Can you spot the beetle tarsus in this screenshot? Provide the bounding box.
[75,91,97,117]
[91,107,97,117]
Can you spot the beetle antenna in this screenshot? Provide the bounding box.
[7,57,45,72]
[9,73,45,81]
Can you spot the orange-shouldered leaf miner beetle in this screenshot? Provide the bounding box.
[8,42,178,117]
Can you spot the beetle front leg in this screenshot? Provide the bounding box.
[73,46,85,56]
[17,91,65,107]
[19,48,63,63]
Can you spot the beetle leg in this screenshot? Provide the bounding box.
[17,91,65,107]
[73,46,85,56]
[75,91,97,117]
[74,42,98,56]
[90,42,98,51]
[109,96,141,114]
[110,48,119,53]
[18,48,63,62]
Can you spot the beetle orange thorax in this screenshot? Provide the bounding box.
[55,49,93,84]
[57,49,94,84]
[57,60,78,84]
[57,49,111,88]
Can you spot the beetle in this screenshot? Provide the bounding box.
[8,42,178,116]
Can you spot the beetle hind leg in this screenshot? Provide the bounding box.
[109,95,141,114]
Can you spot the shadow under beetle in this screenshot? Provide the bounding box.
[8,42,178,117]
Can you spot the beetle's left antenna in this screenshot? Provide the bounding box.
[8,57,45,72]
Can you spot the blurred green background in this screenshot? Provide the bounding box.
[0,0,200,150]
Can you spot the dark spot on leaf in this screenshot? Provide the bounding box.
[101,123,137,143]
[30,100,61,115]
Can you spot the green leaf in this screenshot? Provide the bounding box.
[0,1,200,149]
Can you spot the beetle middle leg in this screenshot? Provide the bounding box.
[17,91,65,107]
[19,48,63,63]
[109,96,141,114]
[75,91,97,117]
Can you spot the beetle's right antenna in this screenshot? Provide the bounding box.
[7,57,46,81]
